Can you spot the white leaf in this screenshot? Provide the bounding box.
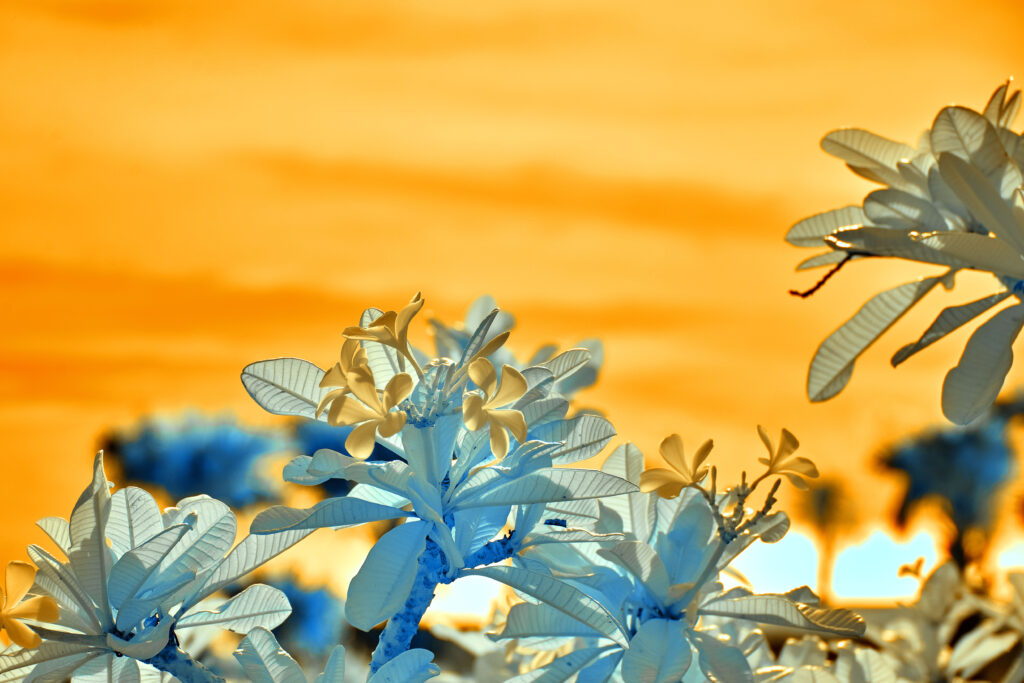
[521,397,570,427]
[346,521,430,631]
[107,520,194,610]
[178,584,291,634]
[506,647,603,683]
[453,468,636,509]
[0,642,100,682]
[532,415,616,464]
[621,619,691,683]
[495,601,604,639]
[36,517,71,557]
[597,541,670,601]
[67,453,114,632]
[360,308,403,389]
[241,358,329,421]
[26,545,103,632]
[690,631,753,683]
[699,594,865,637]
[863,189,948,232]
[368,649,439,683]
[107,488,164,559]
[825,227,970,269]
[948,619,1018,678]
[786,206,867,247]
[808,276,942,401]
[183,529,312,611]
[821,129,914,187]
[159,497,237,581]
[234,627,306,683]
[942,302,1024,424]
[796,250,849,271]
[938,152,1024,253]
[71,652,141,683]
[892,291,1011,366]
[930,106,1007,179]
[463,565,628,646]
[539,349,592,383]
[250,497,410,533]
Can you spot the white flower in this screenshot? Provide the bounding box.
[788,82,1024,423]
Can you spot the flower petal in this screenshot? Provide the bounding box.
[3,616,42,649]
[329,395,380,427]
[6,595,59,623]
[490,408,527,445]
[468,358,497,398]
[383,373,414,410]
[345,365,383,412]
[396,293,424,340]
[5,562,36,606]
[638,469,687,498]
[489,420,510,460]
[346,420,381,459]
[776,429,799,460]
[658,434,688,476]
[319,363,347,389]
[377,412,407,439]
[490,366,527,408]
[463,394,487,431]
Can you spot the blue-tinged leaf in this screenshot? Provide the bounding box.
[457,308,500,368]
[454,505,510,558]
[691,631,754,683]
[454,468,636,509]
[602,444,657,543]
[539,349,592,383]
[68,453,114,631]
[892,291,1012,366]
[72,652,141,683]
[347,483,410,509]
[360,308,403,390]
[532,415,616,464]
[234,627,306,683]
[241,358,330,421]
[182,529,313,611]
[282,455,330,486]
[400,414,461,487]
[658,496,717,584]
[930,106,1007,179]
[576,651,623,683]
[699,594,865,637]
[178,584,291,634]
[0,642,101,682]
[36,518,71,557]
[507,647,603,682]
[115,569,196,631]
[108,518,195,609]
[250,497,411,534]
[621,619,692,683]
[463,565,628,646]
[107,488,164,559]
[367,648,439,683]
[346,521,430,631]
[315,645,346,683]
[597,541,670,602]
[521,397,570,428]
[495,601,604,640]
[521,528,621,548]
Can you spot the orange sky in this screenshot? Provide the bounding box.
[3,0,1024,600]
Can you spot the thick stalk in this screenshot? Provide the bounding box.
[368,538,444,673]
[144,641,226,683]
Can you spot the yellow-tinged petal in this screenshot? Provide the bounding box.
[345,365,383,411]
[468,358,498,397]
[5,563,36,606]
[328,395,380,427]
[489,420,510,460]
[463,394,487,431]
[659,434,688,475]
[756,425,774,457]
[316,388,349,419]
[346,420,381,459]
[781,456,818,478]
[340,339,366,372]
[396,293,424,339]
[378,412,407,439]
[777,428,800,460]
[3,616,42,649]
[490,408,527,445]
[470,331,511,365]
[639,468,688,495]
[489,366,527,408]
[319,363,347,389]
[6,596,59,623]
[383,373,414,410]
[692,439,714,470]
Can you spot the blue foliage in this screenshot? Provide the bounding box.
[291,418,402,497]
[103,413,283,508]
[268,577,347,661]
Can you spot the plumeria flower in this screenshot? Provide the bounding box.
[462,358,528,460]
[344,292,425,377]
[638,434,713,498]
[319,363,413,459]
[788,82,1024,424]
[0,562,58,649]
[315,338,369,420]
[756,425,818,490]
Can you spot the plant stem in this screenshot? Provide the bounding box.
[368,538,445,673]
[144,641,226,683]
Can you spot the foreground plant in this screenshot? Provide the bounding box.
[788,81,1024,424]
[0,454,310,682]
[489,429,865,681]
[242,294,637,673]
